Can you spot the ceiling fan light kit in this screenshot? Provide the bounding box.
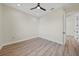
[37,7,40,9]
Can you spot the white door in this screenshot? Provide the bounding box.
[65,13,79,41]
[66,14,75,36]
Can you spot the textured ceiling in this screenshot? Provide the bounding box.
[4,3,71,17]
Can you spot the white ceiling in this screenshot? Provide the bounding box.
[4,3,71,17]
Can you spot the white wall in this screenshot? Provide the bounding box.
[0,4,65,46]
[1,4,65,46]
[0,4,3,47]
[1,4,79,47]
[39,9,64,44]
[1,5,38,46]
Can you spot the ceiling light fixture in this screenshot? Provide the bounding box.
[37,7,40,9]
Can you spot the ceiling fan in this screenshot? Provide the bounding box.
[30,3,46,11]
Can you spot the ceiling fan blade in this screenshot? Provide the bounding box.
[30,6,37,10]
[40,6,46,11]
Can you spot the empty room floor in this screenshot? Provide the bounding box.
[0,37,79,56]
[0,37,64,56]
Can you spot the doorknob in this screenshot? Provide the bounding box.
[63,32,66,34]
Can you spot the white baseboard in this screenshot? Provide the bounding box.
[0,34,63,50]
[38,34,63,45]
[1,36,37,48]
[39,36,63,45]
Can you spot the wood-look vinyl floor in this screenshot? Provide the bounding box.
[0,37,79,56]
